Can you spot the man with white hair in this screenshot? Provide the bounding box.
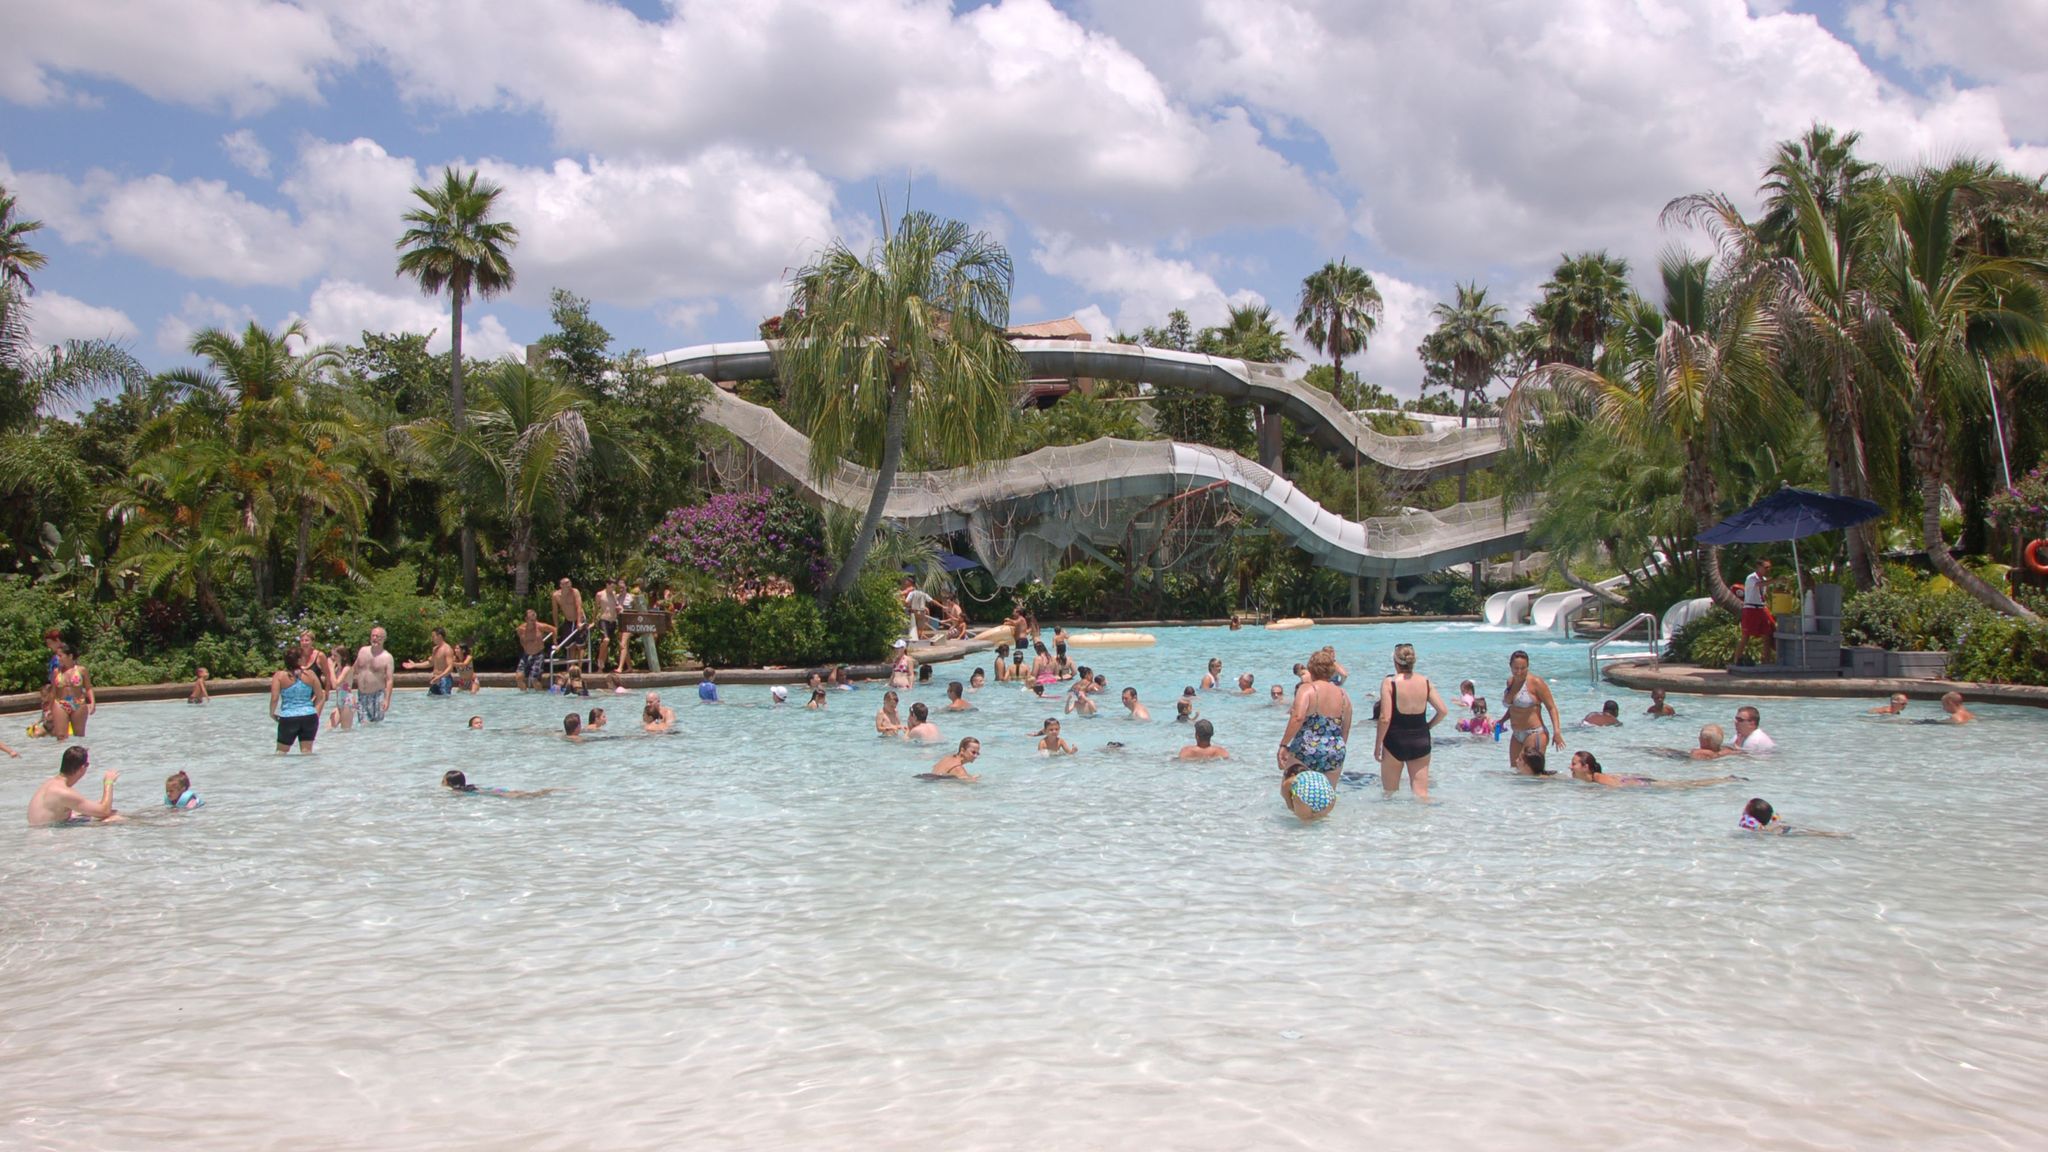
[352,627,396,723]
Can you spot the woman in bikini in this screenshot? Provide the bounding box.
[1503,649,1564,772]
[1375,643,1448,800]
[49,646,95,740]
[889,641,914,691]
[1278,648,1352,789]
[1029,642,1058,686]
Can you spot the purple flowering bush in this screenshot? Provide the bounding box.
[648,488,831,593]
[1987,461,2048,538]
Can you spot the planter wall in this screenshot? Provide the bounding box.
[1843,646,1887,678]
[1883,650,1950,679]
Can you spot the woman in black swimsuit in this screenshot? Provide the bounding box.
[1375,643,1448,800]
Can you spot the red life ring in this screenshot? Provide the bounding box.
[2027,539,2048,576]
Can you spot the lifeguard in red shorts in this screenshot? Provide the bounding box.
[1732,556,1776,669]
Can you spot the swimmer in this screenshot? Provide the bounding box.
[921,737,982,781]
[1235,672,1255,695]
[903,702,940,743]
[1228,616,1242,631]
[876,690,904,735]
[1281,762,1335,822]
[917,663,933,685]
[698,668,720,703]
[1521,749,1556,776]
[1201,658,1223,691]
[641,692,674,733]
[562,713,582,741]
[188,666,210,705]
[1458,679,1477,708]
[1035,718,1077,756]
[806,688,828,710]
[0,736,17,759]
[968,668,986,691]
[1739,797,1848,837]
[1570,750,1743,789]
[468,715,484,730]
[1730,706,1776,753]
[1514,730,1553,776]
[270,647,326,755]
[327,646,356,729]
[1688,723,1734,760]
[586,707,607,731]
[1319,646,1350,686]
[27,747,121,826]
[405,626,458,695]
[1581,700,1623,727]
[945,681,973,712]
[1009,650,1027,682]
[1503,649,1564,771]
[769,685,789,706]
[164,770,203,810]
[1644,689,1676,717]
[1178,718,1229,760]
[994,644,1012,682]
[1063,681,1097,717]
[441,770,558,799]
[566,666,586,697]
[351,627,396,723]
[1870,693,1910,715]
[454,643,479,694]
[1121,687,1151,721]
[830,664,856,691]
[1174,698,1196,724]
[1091,672,1107,694]
[1940,692,1975,724]
[1269,684,1286,706]
[1054,643,1076,681]
[1458,698,1493,735]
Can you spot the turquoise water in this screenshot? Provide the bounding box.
[3,622,2044,1150]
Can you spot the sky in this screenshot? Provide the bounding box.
[4,0,2046,396]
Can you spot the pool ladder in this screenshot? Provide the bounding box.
[1588,612,1661,682]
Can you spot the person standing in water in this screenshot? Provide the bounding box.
[1503,649,1564,772]
[1375,643,1447,800]
[889,639,914,691]
[1279,648,1352,788]
[351,627,396,723]
[270,647,327,755]
[1178,719,1229,760]
[28,747,120,826]
[404,628,457,695]
[515,610,556,692]
[47,646,96,740]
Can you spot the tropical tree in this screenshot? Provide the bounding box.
[395,166,520,600]
[1509,253,1785,612]
[409,362,640,597]
[1524,251,1634,368]
[1197,303,1300,364]
[1421,283,1514,427]
[1865,162,2048,619]
[1294,259,1383,390]
[0,186,48,293]
[776,209,1024,602]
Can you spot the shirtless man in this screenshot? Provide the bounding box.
[1689,723,1735,760]
[551,577,587,645]
[515,610,557,692]
[27,747,120,826]
[1870,693,1910,715]
[1120,687,1151,721]
[1940,692,1975,724]
[351,627,397,723]
[642,692,675,733]
[1178,718,1230,760]
[403,627,458,695]
[944,681,973,712]
[902,702,941,743]
[923,737,982,781]
[1581,700,1623,727]
[594,579,621,671]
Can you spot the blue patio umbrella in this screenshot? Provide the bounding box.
[906,550,982,573]
[1698,486,1884,582]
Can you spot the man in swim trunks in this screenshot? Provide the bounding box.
[1689,723,1736,759]
[28,746,120,826]
[1179,718,1229,760]
[404,627,458,695]
[551,577,586,649]
[515,610,556,692]
[594,578,620,672]
[1733,557,1777,668]
[352,627,396,723]
[1120,687,1151,721]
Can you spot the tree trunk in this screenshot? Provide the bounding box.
[1827,364,1879,590]
[1349,574,1360,616]
[452,287,479,601]
[1686,448,1743,614]
[1914,407,2037,620]
[512,521,532,598]
[830,377,908,602]
[1555,555,1628,607]
[293,498,311,605]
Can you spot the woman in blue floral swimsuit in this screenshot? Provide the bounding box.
[1279,647,1353,790]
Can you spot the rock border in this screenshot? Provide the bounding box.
[1603,660,2048,710]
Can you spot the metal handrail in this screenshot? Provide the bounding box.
[1588,612,1661,681]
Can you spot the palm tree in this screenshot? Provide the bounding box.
[0,186,48,294]
[410,362,640,596]
[776,209,1024,602]
[1200,303,1300,470]
[1510,253,1785,613]
[1294,259,1383,404]
[1527,252,1633,368]
[1866,162,2048,619]
[395,166,520,600]
[1422,284,1514,428]
[1,284,145,433]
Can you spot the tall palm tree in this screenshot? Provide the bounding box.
[395,166,520,600]
[1866,162,2048,619]
[409,362,639,597]
[1422,284,1514,428]
[1527,252,1633,368]
[1510,253,1785,612]
[776,209,1024,602]
[1293,259,1383,404]
[0,186,49,294]
[1201,302,1301,470]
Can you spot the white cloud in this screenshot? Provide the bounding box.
[1350,272,1440,399]
[24,290,139,345]
[292,279,520,360]
[1071,304,1115,344]
[0,0,345,114]
[220,129,273,178]
[1032,235,1264,336]
[154,293,259,356]
[1843,1,2048,139]
[98,174,324,286]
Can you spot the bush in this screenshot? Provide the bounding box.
[674,596,758,668]
[751,595,827,666]
[648,488,829,594]
[1667,607,1736,665]
[1951,617,2048,686]
[674,575,903,668]
[1052,562,1114,618]
[822,572,904,662]
[1842,583,1993,652]
[1438,582,1482,616]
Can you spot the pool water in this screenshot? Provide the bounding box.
[3,623,2044,1150]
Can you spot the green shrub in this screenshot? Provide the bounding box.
[1052,562,1114,618]
[1667,607,1736,665]
[188,632,270,680]
[1156,571,1229,619]
[1842,583,1993,652]
[750,595,827,666]
[1950,617,2048,686]
[822,572,903,662]
[674,596,758,667]
[1438,582,1482,616]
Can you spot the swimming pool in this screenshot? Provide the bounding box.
[4,622,2043,1150]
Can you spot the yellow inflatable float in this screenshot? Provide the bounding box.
[1265,617,1315,631]
[972,624,1016,643]
[1065,631,1157,648]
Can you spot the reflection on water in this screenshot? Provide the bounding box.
[3,624,2043,1150]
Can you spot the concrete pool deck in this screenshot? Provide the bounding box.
[1604,660,2048,710]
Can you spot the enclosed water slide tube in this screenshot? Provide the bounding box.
[686,386,1534,584]
[645,339,1507,481]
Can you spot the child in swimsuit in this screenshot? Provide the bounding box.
[164,771,204,810]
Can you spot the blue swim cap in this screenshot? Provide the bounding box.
[1290,772,1333,813]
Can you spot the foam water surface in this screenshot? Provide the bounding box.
[4,623,2044,1150]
